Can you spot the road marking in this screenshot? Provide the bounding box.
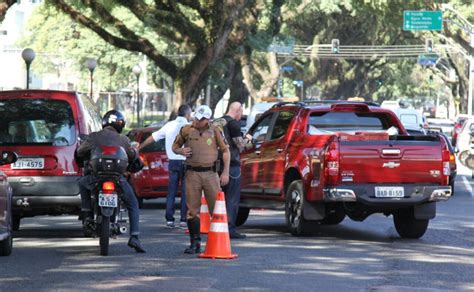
[461,176,473,196]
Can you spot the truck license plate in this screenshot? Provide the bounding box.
[99,192,118,207]
[374,187,404,198]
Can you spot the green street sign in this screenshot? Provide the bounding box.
[403,11,443,31]
[268,36,295,54]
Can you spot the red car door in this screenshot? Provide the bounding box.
[128,128,170,199]
[240,113,274,196]
[259,110,296,196]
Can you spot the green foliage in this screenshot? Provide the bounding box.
[266,0,436,100]
[18,4,145,92]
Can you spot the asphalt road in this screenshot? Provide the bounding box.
[0,171,472,291]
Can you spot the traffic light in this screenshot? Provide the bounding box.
[331,39,340,54]
[425,38,433,53]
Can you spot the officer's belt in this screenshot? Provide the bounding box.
[185,165,217,172]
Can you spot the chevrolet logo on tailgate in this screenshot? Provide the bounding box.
[383,162,400,168]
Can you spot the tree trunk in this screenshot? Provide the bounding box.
[0,1,16,23]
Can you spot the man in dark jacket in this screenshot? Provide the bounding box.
[214,102,252,239]
[76,110,145,253]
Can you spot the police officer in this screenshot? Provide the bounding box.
[76,110,146,253]
[172,105,230,254]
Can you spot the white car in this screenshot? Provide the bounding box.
[427,118,455,137]
[243,102,276,133]
[380,100,401,111]
[392,108,425,135]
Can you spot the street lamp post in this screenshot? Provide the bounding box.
[21,48,36,89]
[132,65,142,127]
[85,58,97,99]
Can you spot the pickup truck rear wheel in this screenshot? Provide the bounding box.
[235,207,250,227]
[393,212,429,239]
[285,180,311,236]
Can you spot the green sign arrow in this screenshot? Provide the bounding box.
[403,11,443,31]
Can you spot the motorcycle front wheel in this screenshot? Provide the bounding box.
[99,216,110,256]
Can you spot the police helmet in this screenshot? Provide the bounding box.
[102,110,126,133]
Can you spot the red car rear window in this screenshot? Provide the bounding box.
[0,98,76,146]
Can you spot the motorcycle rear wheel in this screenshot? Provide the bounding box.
[99,216,110,256]
[465,155,474,170]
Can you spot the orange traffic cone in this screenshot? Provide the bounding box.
[200,193,211,234]
[185,193,211,234]
[199,191,238,259]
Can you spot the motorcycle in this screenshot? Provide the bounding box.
[463,131,474,173]
[84,145,130,256]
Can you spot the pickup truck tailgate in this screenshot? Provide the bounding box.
[339,139,444,184]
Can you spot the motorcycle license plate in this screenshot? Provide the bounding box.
[374,187,404,198]
[99,192,118,207]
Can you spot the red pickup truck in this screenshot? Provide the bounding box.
[238,101,452,238]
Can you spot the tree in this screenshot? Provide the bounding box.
[44,0,248,114]
[242,0,442,103]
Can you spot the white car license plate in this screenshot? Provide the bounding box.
[11,158,45,169]
[374,186,404,198]
[99,192,118,207]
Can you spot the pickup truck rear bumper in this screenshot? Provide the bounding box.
[323,184,451,205]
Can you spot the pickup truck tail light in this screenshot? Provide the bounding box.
[441,147,451,180]
[324,140,340,185]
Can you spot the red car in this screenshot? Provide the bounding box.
[0,90,102,230]
[127,127,175,208]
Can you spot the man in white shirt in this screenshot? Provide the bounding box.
[139,105,192,228]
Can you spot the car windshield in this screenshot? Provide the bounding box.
[307,112,392,134]
[0,98,76,146]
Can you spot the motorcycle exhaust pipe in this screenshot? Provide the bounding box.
[119,226,128,234]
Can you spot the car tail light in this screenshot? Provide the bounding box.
[324,139,340,185]
[139,153,149,169]
[102,181,116,192]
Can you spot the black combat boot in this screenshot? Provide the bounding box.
[184,218,202,254]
